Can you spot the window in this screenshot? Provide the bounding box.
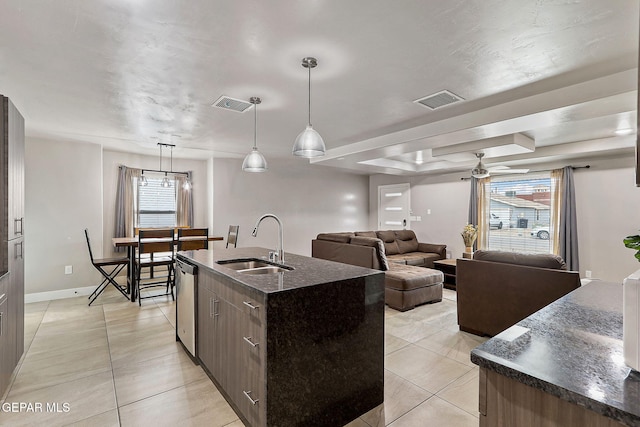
[482,173,553,254]
[137,176,176,228]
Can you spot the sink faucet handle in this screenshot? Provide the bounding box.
[269,251,279,263]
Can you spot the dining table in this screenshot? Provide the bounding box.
[112,235,224,302]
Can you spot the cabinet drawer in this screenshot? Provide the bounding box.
[240,312,264,367]
[208,274,264,321]
[234,285,264,320]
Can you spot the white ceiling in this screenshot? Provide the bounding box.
[1,1,638,176]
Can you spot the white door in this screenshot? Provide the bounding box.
[378,183,410,230]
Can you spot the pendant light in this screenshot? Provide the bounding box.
[140,171,148,186]
[292,57,325,158]
[242,97,268,172]
[159,144,172,187]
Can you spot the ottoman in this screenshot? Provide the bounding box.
[384,264,444,311]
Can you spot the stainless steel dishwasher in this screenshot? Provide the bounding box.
[175,258,197,359]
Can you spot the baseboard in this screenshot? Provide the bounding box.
[25,286,96,303]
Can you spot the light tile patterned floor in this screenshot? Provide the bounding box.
[0,287,485,426]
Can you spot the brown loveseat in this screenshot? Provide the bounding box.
[312,230,447,311]
[457,250,581,337]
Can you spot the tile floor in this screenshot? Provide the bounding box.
[0,286,486,426]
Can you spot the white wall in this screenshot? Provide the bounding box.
[25,138,104,294]
[369,173,470,259]
[212,158,369,256]
[101,150,209,257]
[369,156,640,283]
[574,161,640,282]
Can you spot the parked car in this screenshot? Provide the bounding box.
[531,226,550,240]
[489,213,504,229]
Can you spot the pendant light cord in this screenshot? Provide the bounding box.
[254,102,258,149]
[308,64,312,126]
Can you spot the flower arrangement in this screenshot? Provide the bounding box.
[461,224,477,248]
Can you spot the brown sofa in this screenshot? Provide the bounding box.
[312,230,446,311]
[457,250,581,337]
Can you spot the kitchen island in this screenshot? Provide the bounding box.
[177,247,385,427]
[471,280,640,427]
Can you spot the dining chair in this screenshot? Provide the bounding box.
[177,228,209,251]
[135,228,175,306]
[226,225,239,248]
[84,229,129,306]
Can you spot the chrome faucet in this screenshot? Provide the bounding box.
[251,213,284,263]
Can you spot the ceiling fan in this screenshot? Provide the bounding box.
[471,153,529,178]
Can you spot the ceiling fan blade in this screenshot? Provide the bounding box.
[490,168,530,175]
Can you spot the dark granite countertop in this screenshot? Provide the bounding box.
[471,280,640,426]
[177,247,384,294]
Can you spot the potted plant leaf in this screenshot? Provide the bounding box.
[624,233,640,261]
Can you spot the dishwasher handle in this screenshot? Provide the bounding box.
[176,259,197,275]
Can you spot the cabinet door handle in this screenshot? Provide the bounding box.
[243,390,259,405]
[14,218,23,235]
[210,298,219,318]
[15,241,23,259]
[0,311,3,337]
[243,336,259,347]
[243,301,259,310]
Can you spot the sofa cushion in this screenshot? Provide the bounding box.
[385,264,444,291]
[473,250,567,270]
[350,236,389,271]
[395,230,419,253]
[386,255,407,265]
[376,230,400,255]
[401,254,425,266]
[355,231,377,238]
[316,233,354,243]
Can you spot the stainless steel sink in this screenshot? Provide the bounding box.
[218,260,272,270]
[217,258,294,274]
[238,266,289,275]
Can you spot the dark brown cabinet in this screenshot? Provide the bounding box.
[0,275,11,394]
[0,95,25,398]
[197,269,266,426]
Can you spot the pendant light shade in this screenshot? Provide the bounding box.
[293,57,325,158]
[161,172,171,188]
[140,171,148,186]
[242,97,267,172]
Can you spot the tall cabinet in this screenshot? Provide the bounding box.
[0,95,25,397]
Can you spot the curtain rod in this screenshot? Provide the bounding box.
[460,165,591,180]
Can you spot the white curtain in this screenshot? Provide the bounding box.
[476,177,491,250]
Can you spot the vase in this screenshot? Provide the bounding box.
[465,246,473,253]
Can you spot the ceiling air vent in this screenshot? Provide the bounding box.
[414,90,464,110]
[211,96,253,113]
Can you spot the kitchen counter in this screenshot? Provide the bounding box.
[178,246,381,293]
[471,280,640,427]
[177,247,385,427]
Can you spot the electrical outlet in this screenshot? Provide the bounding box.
[65,265,73,275]
[585,270,592,278]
